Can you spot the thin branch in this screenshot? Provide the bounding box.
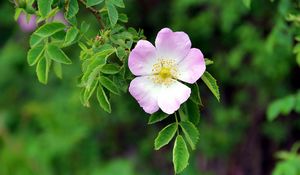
[78,0,105,29]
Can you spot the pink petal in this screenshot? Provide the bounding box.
[129,76,160,114]
[18,13,37,32]
[155,28,191,63]
[157,80,191,114]
[177,48,206,84]
[128,40,157,76]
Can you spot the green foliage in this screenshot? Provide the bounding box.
[242,0,251,8]
[180,121,200,150]
[37,0,52,17]
[97,85,111,113]
[267,91,300,121]
[148,111,169,124]
[154,123,177,150]
[46,44,72,64]
[201,71,220,102]
[87,0,104,7]
[173,135,189,174]
[272,143,300,175]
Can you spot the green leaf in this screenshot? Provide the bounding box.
[14,8,22,21]
[37,0,53,17]
[97,85,111,113]
[64,27,79,46]
[53,62,63,79]
[30,34,44,48]
[83,79,98,106]
[100,64,120,74]
[243,0,251,8]
[180,121,200,150]
[148,111,169,124]
[110,0,125,8]
[99,76,120,95]
[34,22,66,38]
[116,47,126,60]
[81,45,115,85]
[201,71,220,102]
[173,135,189,174]
[190,83,202,106]
[205,58,214,66]
[118,13,128,23]
[80,21,90,34]
[36,57,50,84]
[293,43,300,53]
[27,45,45,66]
[154,123,177,150]
[186,100,200,124]
[46,44,72,64]
[87,0,104,6]
[106,1,118,27]
[66,0,79,18]
[267,95,296,121]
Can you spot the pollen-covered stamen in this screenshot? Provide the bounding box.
[151,59,179,85]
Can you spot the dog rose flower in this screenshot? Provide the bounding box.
[128,28,206,114]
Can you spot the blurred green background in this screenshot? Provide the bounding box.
[1,0,300,175]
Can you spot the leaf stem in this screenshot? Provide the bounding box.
[175,112,180,135]
[78,0,105,29]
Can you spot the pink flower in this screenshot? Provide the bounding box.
[50,12,68,26]
[128,28,206,114]
[17,12,37,32]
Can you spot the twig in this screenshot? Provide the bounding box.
[78,0,105,29]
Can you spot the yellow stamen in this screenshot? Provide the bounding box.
[151,59,179,85]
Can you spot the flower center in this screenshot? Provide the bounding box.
[151,59,179,85]
[159,67,172,79]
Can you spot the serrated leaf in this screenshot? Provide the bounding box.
[46,44,72,64]
[106,1,118,27]
[36,57,50,84]
[100,64,120,74]
[37,0,53,17]
[66,0,79,18]
[64,27,78,46]
[83,79,98,106]
[190,83,202,106]
[27,45,45,66]
[30,34,44,48]
[201,71,220,102]
[186,100,200,124]
[154,123,177,150]
[180,121,199,150]
[110,0,125,8]
[81,46,115,85]
[99,76,120,95]
[53,62,63,79]
[34,22,66,38]
[148,111,169,124]
[87,0,104,6]
[97,85,111,113]
[173,135,189,174]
